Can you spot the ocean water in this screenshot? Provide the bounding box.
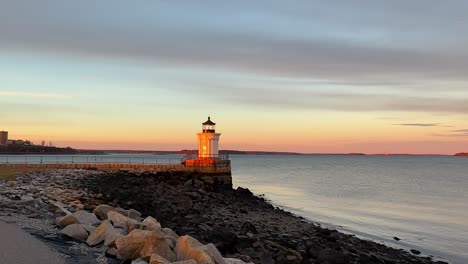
[231,155,468,264]
[1,154,467,263]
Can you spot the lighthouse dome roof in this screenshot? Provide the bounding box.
[202,116,216,125]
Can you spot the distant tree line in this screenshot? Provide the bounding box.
[0,142,77,154]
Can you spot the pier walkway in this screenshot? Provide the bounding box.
[0,154,230,173]
[0,154,232,187]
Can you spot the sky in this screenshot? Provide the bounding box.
[1,0,468,154]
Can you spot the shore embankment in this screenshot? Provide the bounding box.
[0,169,447,264]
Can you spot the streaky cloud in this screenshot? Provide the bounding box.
[1,1,468,86]
[394,123,440,127]
[174,81,468,114]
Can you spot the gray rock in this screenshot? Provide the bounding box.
[184,179,193,187]
[317,248,347,264]
[162,228,179,240]
[143,216,162,231]
[149,254,170,264]
[106,247,120,259]
[172,260,197,264]
[93,204,114,220]
[193,179,204,188]
[73,210,101,226]
[56,214,80,227]
[200,243,225,264]
[132,258,149,264]
[223,258,248,264]
[115,229,176,261]
[86,219,114,246]
[61,224,89,242]
[175,235,214,264]
[82,225,97,234]
[94,204,141,220]
[162,227,179,249]
[108,211,139,230]
[128,209,142,221]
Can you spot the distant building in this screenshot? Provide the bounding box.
[0,131,8,146]
[7,139,25,146]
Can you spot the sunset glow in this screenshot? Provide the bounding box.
[1,1,468,154]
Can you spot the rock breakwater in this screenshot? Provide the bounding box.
[0,169,449,264]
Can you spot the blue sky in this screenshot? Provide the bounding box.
[1,1,468,153]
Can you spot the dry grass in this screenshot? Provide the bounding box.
[0,167,16,181]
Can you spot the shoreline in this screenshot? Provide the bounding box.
[247,192,453,264]
[1,169,450,264]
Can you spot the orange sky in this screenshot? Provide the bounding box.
[1,1,468,154]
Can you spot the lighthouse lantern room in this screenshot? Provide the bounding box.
[198,117,221,159]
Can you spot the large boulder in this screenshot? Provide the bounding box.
[61,224,89,242]
[162,228,179,250]
[149,254,170,264]
[128,209,142,220]
[141,232,176,262]
[132,259,149,264]
[94,204,142,221]
[105,228,125,247]
[173,261,197,264]
[94,204,114,220]
[115,229,151,260]
[73,210,101,226]
[223,259,247,264]
[48,200,72,215]
[162,228,179,240]
[82,225,97,234]
[56,214,80,227]
[176,235,216,264]
[86,219,119,246]
[201,244,225,264]
[115,229,176,261]
[143,216,162,231]
[108,211,140,230]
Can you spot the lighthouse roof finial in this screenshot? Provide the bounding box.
[203,116,216,125]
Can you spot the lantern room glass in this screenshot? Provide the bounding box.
[203,124,216,133]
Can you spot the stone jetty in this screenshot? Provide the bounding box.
[0,169,448,264]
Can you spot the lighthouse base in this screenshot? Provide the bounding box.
[184,157,230,170]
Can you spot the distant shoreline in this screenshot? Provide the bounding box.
[67,149,463,156]
[0,150,461,156]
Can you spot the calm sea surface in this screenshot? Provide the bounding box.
[231,155,468,264]
[1,154,467,263]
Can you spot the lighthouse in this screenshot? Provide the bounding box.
[197,116,221,159]
[183,116,228,168]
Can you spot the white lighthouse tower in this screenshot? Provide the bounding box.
[197,116,221,159]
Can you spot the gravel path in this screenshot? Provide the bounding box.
[0,220,65,264]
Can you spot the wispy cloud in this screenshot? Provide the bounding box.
[0,91,68,98]
[394,123,440,127]
[176,81,468,113]
[430,129,468,138]
[430,133,468,138]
